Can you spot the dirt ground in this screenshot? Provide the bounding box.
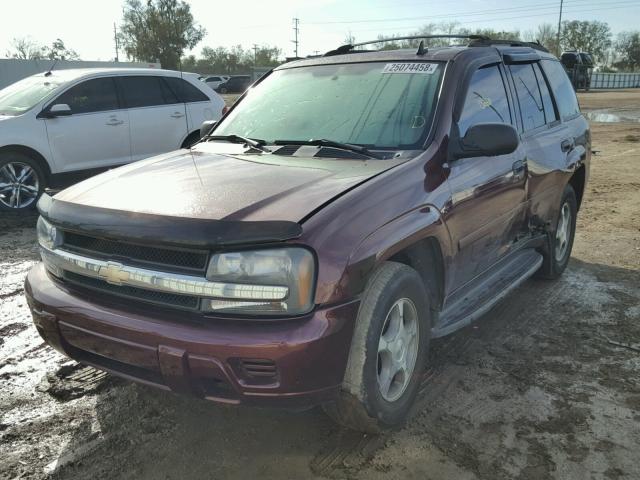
[1,90,639,480]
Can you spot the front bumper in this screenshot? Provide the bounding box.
[25,263,358,408]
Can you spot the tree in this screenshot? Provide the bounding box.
[119,0,205,69]
[43,38,79,60]
[523,23,558,54]
[615,31,640,71]
[6,37,44,59]
[560,20,611,62]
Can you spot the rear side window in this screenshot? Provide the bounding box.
[56,77,119,114]
[533,63,557,124]
[121,76,174,108]
[541,60,580,121]
[164,77,209,103]
[510,63,546,131]
[458,65,512,136]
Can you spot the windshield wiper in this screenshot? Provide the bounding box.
[274,139,381,159]
[207,134,271,153]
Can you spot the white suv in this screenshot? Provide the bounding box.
[0,68,226,211]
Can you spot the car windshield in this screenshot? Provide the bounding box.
[0,76,63,116]
[215,61,444,150]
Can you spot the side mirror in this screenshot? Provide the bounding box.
[47,104,72,118]
[200,120,217,139]
[452,123,519,159]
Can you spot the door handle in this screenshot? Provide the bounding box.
[561,139,574,152]
[170,112,185,118]
[512,159,526,179]
[105,119,124,126]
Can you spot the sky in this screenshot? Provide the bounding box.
[1,0,638,61]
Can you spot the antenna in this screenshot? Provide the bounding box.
[44,58,59,77]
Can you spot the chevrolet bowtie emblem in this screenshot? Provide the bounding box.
[98,262,130,286]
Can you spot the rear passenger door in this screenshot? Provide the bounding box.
[445,63,528,289]
[118,76,189,161]
[507,60,575,226]
[164,77,218,138]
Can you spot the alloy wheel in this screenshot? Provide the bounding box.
[377,298,420,402]
[0,162,40,209]
[555,201,572,261]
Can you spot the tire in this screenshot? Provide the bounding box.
[0,152,47,212]
[536,184,577,279]
[219,87,227,94]
[322,262,431,433]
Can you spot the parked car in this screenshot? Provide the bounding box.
[0,68,225,210]
[202,75,230,90]
[216,75,252,93]
[560,51,594,90]
[26,36,589,432]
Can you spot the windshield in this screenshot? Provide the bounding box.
[215,61,444,150]
[0,76,63,116]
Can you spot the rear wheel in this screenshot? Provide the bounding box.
[323,262,431,433]
[0,153,46,212]
[536,184,577,279]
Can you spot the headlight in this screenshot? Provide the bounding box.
[36,216,60,250]
[203,247,315,316]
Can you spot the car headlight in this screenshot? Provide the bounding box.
[203,247,315,316]
[36,216,60,250]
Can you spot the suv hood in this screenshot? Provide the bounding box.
[54,144,404,223]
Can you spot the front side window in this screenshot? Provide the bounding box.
[55,77,119,114]
[458,65,512,136]
[510,63,546,131]
[541,60,580,121]
[0,76,63,116]
[215,62,444,149]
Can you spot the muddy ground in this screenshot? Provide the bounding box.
[1,90,639,480]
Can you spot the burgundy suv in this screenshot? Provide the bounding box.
[25,36,589,432]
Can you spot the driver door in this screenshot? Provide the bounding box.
[444,63,528,291]
[44,77,131,173]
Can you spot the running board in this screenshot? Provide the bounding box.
[431,249,543,338]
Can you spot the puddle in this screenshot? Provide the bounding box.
[584,109,640,123]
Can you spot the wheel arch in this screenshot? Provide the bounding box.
[569,165,586,211]
[180,130,201,149]
[0,145,52,180]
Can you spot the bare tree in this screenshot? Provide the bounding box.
[6,37,44,60]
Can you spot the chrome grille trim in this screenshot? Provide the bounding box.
[41,247,289,301]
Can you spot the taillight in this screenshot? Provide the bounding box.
[222,105,229,116]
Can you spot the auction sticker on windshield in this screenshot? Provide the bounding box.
[382,63,438,74]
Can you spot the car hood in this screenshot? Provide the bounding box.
[54,143,405,223]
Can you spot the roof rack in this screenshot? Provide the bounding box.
[467,38,550,53]
[324,34,489,56]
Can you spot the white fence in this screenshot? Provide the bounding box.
[0,59,161,90]
[590,72,640,89]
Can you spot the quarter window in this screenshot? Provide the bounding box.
[510,63,546,131]
[55,78,119,114]
[541,60,580,121]
[458,65,512,136]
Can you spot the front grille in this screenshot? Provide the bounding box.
[63,271,200,310]
[62,231,209,274]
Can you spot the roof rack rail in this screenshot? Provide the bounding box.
[467,38,550,53]
[324,34,490,56]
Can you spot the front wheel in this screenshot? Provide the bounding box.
[536,184,577,279]
[323,262,431,433]
[0,153,46,212]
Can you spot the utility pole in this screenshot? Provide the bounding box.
[292,17,300,58]
[555,0,563,56]
[113,22,119,62]
[253,44,259,65]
